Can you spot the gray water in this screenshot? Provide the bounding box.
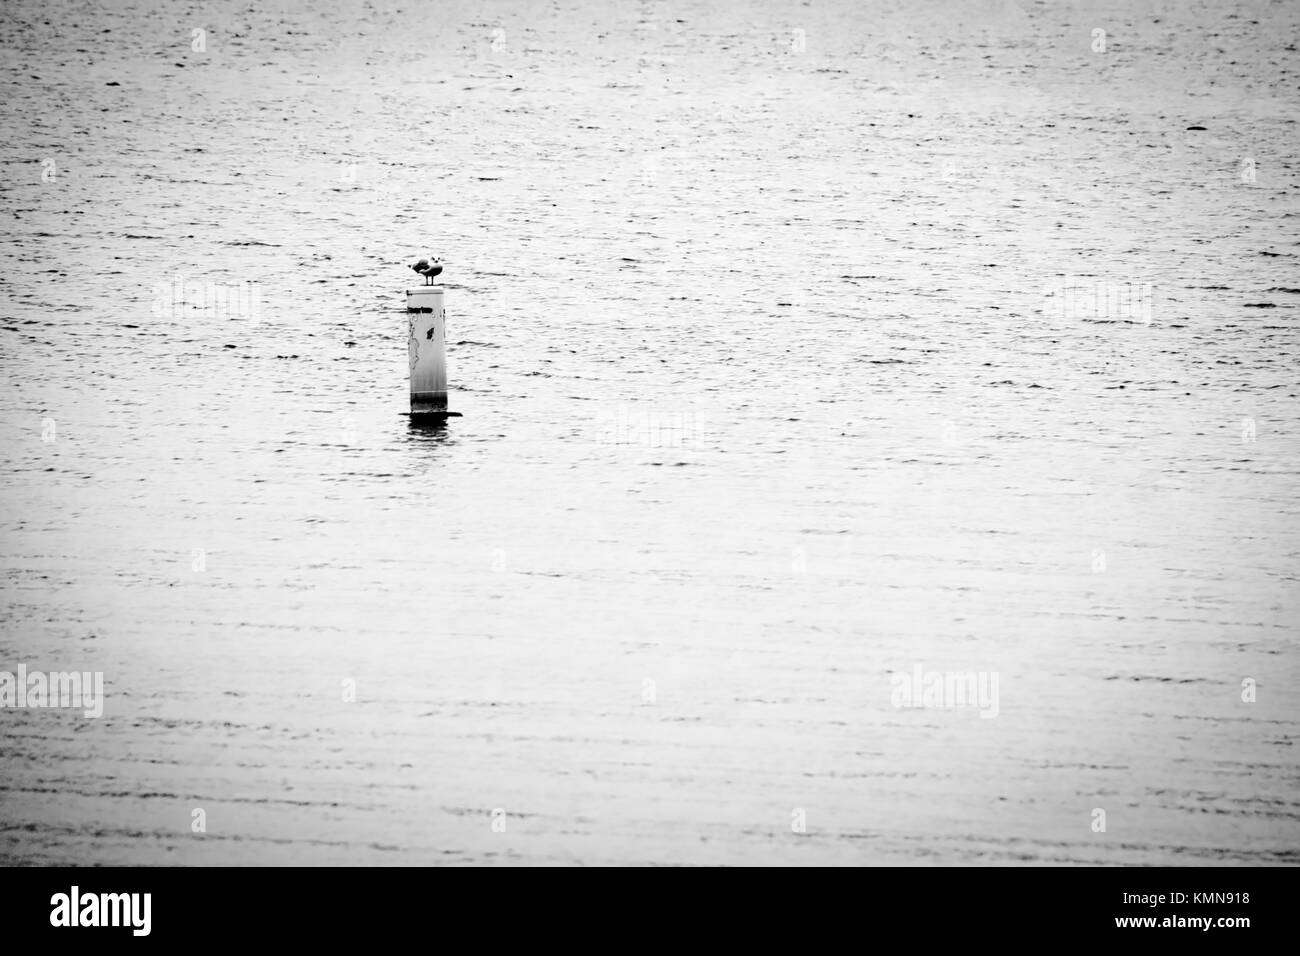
[2,0,1298,865]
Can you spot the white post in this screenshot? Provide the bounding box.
[406,285,448,414]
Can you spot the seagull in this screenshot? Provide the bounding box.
[411,257,444,284]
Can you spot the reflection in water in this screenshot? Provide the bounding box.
[404,412,459,469]
[405,413,460,435]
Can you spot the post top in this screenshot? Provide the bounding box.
[406,286,445,295]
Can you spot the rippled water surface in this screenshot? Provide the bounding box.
[2,0,1298,864]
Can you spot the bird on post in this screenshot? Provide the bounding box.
[411,256,444,285]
